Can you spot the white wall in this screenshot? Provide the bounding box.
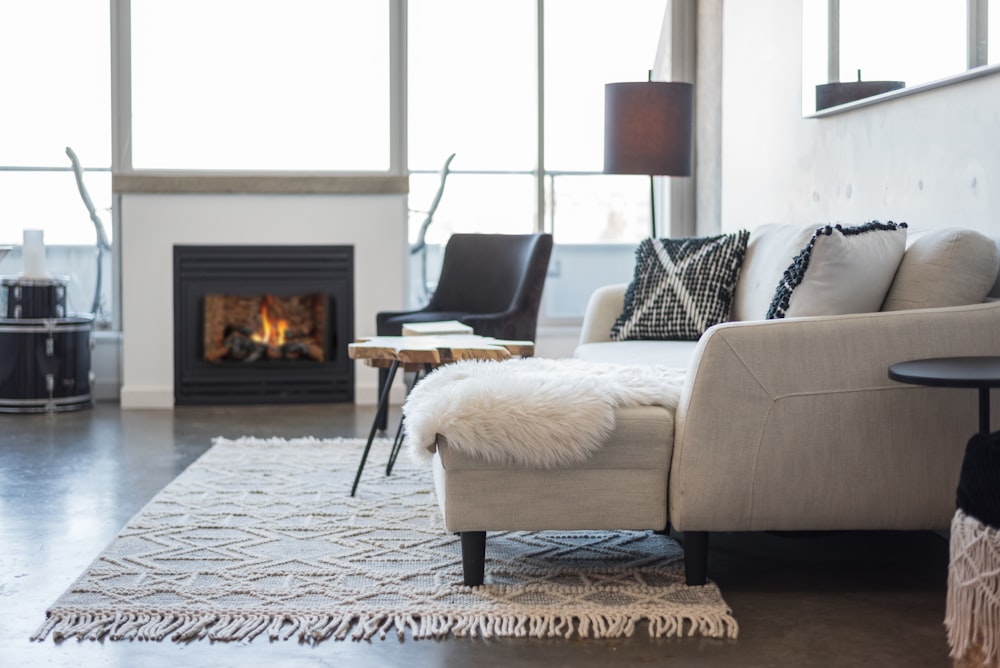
[119,193,407,408]
[720,0,1000,237]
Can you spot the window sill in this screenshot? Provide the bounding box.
[805,62,1000,118]
[112,172,408,195]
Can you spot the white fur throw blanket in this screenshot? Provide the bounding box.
[402,358,687,468]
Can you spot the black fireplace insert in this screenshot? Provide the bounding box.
[173,245,354,405]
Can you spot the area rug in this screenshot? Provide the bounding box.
[33,437,738,643]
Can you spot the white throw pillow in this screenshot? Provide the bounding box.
[882,227,1000,310]
[731,223,818,321]
[766,222,908,319]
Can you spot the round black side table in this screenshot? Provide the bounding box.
[888,356,1000,435]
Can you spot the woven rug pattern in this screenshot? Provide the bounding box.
[33,437,737,643]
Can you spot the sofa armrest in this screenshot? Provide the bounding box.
[669,301,1000,533]
[578,283,627,345]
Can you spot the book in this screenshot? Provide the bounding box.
[401,320,474,336]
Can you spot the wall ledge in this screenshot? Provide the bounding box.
[113,173,408,195]
[806,62,1000,118]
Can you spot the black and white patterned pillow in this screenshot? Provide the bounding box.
[766,220,908,319]
[610,231,750,341]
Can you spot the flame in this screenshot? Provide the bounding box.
[250,300,289,347]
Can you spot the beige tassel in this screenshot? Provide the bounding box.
[946,509,1000,665]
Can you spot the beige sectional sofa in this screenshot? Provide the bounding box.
[429,224,1000,586]
[573,225,1000,583]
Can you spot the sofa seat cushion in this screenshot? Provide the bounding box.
[433,405,674,532]
[766,221,908,319]
[574,339,700,367]
[882,227,1000,310]
[404,358,685,468]
[436,405,674,472]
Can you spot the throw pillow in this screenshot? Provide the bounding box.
[881,228,1000,311]
[766,221,908,319]
[610,231,750,341]
[731,223,819,321]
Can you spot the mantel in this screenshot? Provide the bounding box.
[113,173,408,195]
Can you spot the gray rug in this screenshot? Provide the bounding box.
[33,437,738,643]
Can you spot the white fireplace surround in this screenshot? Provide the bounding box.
[119,192,406,409]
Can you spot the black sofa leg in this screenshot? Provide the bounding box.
[683,531,709,586]
[461,531,487,587]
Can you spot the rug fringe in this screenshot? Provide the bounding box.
[946,510,1000,664]
[33,609,738,643]
[212,435,392,447]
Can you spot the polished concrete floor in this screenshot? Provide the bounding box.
[1,402,953,667]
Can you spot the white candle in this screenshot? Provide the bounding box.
[22,229,47,278]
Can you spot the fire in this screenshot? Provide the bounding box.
[250,300,289,347]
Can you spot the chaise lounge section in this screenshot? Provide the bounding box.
[414,224,1000,586]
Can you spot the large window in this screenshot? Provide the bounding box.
[408,0,667,313]
[1,1,667,325]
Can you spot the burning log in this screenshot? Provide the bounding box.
[209,330,326,363]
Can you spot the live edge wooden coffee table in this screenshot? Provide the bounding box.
[348,334,534,496]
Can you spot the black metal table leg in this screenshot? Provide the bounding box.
[385,413,406,475]
[350,359,399,496]
[385,363,434,477]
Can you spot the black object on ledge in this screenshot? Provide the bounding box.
[815,70,905,111]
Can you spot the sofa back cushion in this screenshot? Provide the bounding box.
[731,223,817,321]
[766,221,908,319]
[881,228,1000,311]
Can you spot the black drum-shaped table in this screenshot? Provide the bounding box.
[1,275,69,319]
[0,315,94,412]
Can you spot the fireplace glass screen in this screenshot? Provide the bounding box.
[203,293,328,363]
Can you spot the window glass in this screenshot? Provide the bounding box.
[408,173,536,246]
[131,0,390,170]
[546,0,665,244]
[0,1,110,169]
[0,172,112,246]
[544,0,666,173]
[548,175,650,243]
[0,0,111,247]
[990,0,1000,64]
[408,0,537,172]
[839,0,966,87]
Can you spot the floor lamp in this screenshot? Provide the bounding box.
[603,81,694,238]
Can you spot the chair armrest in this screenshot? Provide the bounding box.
[670,301,1000,533]
[579,284,628,345]
[458,310,533,341]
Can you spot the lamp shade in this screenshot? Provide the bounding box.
[604,81,693,176]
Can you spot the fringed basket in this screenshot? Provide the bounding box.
[946,431,1000,667]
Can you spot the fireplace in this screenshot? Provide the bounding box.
[173,245,353,405]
